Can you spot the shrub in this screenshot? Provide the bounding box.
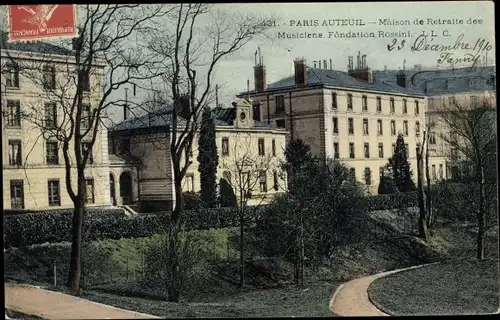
[183,191,205,210]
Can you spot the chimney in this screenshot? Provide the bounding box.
[294,58,308,87]
[313,61,317,68]
[348,52,373,83]
[329,59,332,70]
[396,70,406,88]
[323,59,327,69]
[123,104,128,120]
[254,49,266,92]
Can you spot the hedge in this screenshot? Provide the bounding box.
[364,192,419,211]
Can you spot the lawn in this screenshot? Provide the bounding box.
[368,259,499,315]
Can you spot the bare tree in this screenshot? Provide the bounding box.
[416,132,430,241]
[143,4,276,300]
[436,95,496,260]
[219,132,277,287]
[1,4,168,294]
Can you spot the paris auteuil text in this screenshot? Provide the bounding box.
[289,19,365,27]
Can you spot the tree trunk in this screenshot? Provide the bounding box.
[425,143,433,228]
[476,162,486,260]
[166,178,183,302]
[67,178,86,294]
[239,209,245,288]
[416,151,429,241]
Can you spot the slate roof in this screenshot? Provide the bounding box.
[0,31,72,56]
[257,67,425,97]
[372,66,496,96]
[111,104,277,133]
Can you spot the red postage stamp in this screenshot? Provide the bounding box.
[8,5,77,42]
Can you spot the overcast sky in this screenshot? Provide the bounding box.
[1,2,495,124]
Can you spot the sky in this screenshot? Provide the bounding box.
[0,2,495,124]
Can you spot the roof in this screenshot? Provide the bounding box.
[249,67,425,97]
[0,31,72,56]
[373,66,496,96]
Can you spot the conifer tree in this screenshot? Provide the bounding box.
[197,107,218,208]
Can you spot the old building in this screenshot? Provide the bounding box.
[239,52,427,194]
[1,35,110,210]
[109,98,287,211]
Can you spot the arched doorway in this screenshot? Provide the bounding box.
[120,171,133,205]
[109,173,117,206]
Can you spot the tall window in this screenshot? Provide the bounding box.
[470,95,479,107]
[392,143,396,155]
[415,100,420,114]
[6,62,20,88]
[415,121,421,135]
[222,137,229,156]
[259,171,267,192]
[332,117,339,134]
[347,94,353,110]
[363,118,369,135]
[185,174,194,192]
[8,140,22,166]
[403,99,408,114]
[378,143,384,158]
[44,102,57,129]
[82,142,94,164]
[273,170,279,191]
[403,120,409,136]
[333,142,339,159]
[348,118,354,134]
[432,165,436,180]
[43,65,56,89]
[272,139,276,156]
[390,98,395,113]
[349,143,355,159]
[85,178,95,204]
[377,119,383,135]
[349,168,356,181]
[331,92,338,109]
[439,164,444,179]
[391,120,396,135]
[377,96,382,112]
[448,96,456,105]
[7,100,21,127]
[362,95,368,111]
[46,141,59,165]
[364,143,370,158]
[81,104,91,128]
[364,167,372,186]
[48,179,61,206]
[405,144,409,158]
[10,180,24,209]
[81,71,91,91]
[275,95,285,112]
[258,138,265,155]
[429,132,436,144]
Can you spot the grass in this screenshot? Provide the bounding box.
[368,259,499,315]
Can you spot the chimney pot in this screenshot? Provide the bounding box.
[330,59,332,70]
[254,64,266,92]
[294,59,308,87]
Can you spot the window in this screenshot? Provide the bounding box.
[468,78,476,89]
[449,131,458,142]
[276,119,286,129]
[349,168,356,181]
[273,170,279,191]
[7,100,21,127]
[363,118,369,135]
[84,178,95,204]
[44,102,57,129]
[333,142,339,159]
[81,104,91,129]
[415,100,420,114]
[390,98,395,113]
[364,167,372,186]
[429,132,436,145]
[362,95,368,111]
[348,118,354,134]
[8,140,22,166]
[439,164,444,179]
[391,120,396,135]
[6,62,20,88]
[349,143,355,159]
[470,95,479,107]
[392,143,396,155]
[332,92,338,109]
[403,99,408,114]
[415,121,421,135]
[46,141,59,165]
[364,143,370,158]
[347,94,353,110]
[82,142,94,164]
[450,148,458,160]
[222,137,229,156]
[259,171,267,192]
[448,96,456,105]
[275,95,285,112]
[185,174,194,192]
[377,96,382,112]
[432,165,436,180]
[378,143,384,158]
[379,167,385,178]
[332,117,339,134]
[272,139,276,156]
[10,180,24,209]
[377,119,383,135]
[403,120,409,136]
[43,65,56,89]
[258,138,265,155]
[405,144,409,158]
[48,179,61,206]
[81,71,91,92]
